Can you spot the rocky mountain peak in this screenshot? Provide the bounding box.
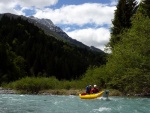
[29,16,55,28]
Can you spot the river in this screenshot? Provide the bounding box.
[0,94,149,113]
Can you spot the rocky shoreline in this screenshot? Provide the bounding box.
[0,87,16,94]
[0,87,149,97]
[0,88,84,95]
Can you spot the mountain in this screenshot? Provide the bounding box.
[28,16,104,53]
[29,16,86,47]
[0,13,107,84]
[0,13,104,53]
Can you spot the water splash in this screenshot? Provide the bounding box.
[93,107,111,112]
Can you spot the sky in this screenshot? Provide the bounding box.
[0,0,121,51]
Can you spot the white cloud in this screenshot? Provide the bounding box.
[16,0,58,8]
[0,0,58,14]
[0,1,19,14]
[0,0,58,8]
[66,28,110,51]
[34,3,115,26]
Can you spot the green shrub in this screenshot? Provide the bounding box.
[5,77,60,93]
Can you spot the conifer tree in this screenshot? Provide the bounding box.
[141,0,150,17]
[108,0,138,49]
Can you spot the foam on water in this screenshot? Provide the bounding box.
[93,107,111,112]
[0,94,150,113]
[98,97,111,101]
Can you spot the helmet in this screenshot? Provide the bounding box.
[94,85,97,87]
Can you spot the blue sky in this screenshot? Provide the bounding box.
[0,0,119,51]
[54,0,112,7]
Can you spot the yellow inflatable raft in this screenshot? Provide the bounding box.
[79,91,104,99]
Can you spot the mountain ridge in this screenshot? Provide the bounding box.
[28,15,104,53]
[0,13,104,53]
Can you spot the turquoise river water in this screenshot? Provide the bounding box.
[0,94,149,113]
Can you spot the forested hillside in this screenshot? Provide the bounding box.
[0,15,106,84]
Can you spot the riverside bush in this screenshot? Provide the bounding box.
[4,77,86,93]
[6,77,60,93]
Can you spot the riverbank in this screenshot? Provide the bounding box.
[1,87,149,97]
[0,87,123,96]
[0,87,85,95]
[0,87,16,94]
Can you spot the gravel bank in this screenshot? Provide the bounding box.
[0,87,16,94]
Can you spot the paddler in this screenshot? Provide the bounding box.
[90,85,99,94]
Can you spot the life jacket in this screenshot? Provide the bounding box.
[90,88,99,93]
[86,86,91,94]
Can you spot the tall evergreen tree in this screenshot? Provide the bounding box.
[141,0,150,17]
[108,0,138,49]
